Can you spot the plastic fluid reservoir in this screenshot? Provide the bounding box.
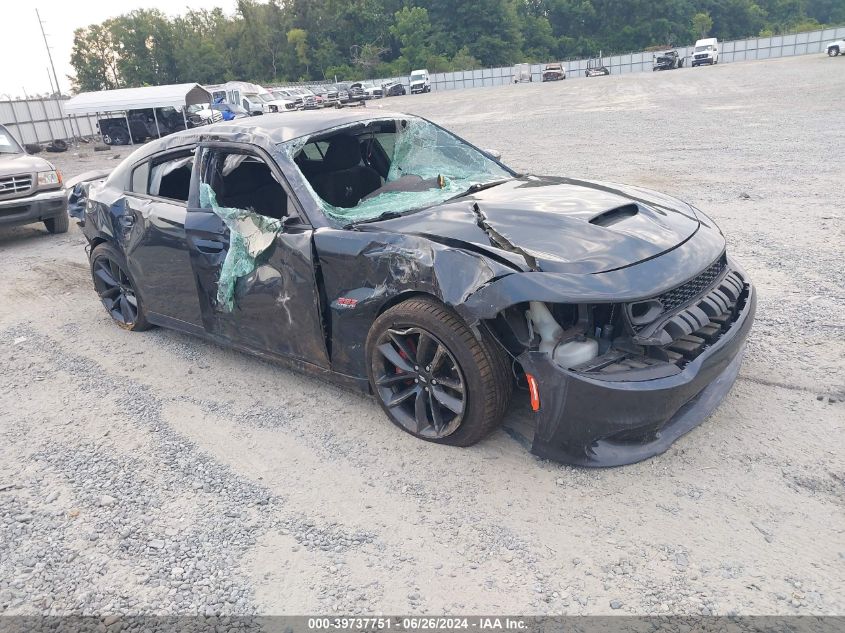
[553,338,599,369]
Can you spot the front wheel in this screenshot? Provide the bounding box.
[44,212,69,234]
[829,47,840,57]
[90,243,151,331]
[366,298,511,447]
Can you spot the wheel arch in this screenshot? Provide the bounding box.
[376,289,442,318]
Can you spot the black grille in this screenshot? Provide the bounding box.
[657,257,726,313]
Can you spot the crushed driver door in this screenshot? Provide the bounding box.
[184,143,329,368]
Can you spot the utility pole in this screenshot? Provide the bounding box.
[36,8,71,140]
[36,8,62,97]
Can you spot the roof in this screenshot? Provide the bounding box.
[184,108,407,144]
[64,84,211,115]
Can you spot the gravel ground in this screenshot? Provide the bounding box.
[0,54,843,618]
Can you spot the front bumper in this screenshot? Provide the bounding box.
[521,280,756,467]
[0,188,67,227]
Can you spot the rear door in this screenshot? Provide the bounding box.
[183,142,330,367]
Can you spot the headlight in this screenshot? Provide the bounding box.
[38,170,62,186]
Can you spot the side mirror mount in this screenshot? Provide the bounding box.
[484,148,502,161]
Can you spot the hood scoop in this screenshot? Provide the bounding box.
[589,204,639,227]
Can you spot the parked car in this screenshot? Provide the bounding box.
[513,63,533,83]
[73,110,755,467]
[382,81,406,97]
[541,63,566,81]
[263,91,298,113]
[190,102,250,122]
[692,38,720,66]
[98,107,191,145]
[826,39,844,56]
[206,81,268,115]
[267,89,302,111]
[355,82,384,99]
[336,83,365,103]
[409,69,431,94]
[312,85,340,106]
[653,49,684,71]
[585,54,610,77]
[186,104,224,126]
[288,87,320,109]
[0,124,68,234]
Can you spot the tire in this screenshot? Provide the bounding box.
[46,139,68,152]
[366,297,512,447]
[44,212,69,234]
[112,128,129,145]
[90,242,152,331]
[829,47,840,57]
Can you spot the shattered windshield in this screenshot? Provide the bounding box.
[282,117,512,225]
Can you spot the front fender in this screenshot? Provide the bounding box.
[314,228,514,379]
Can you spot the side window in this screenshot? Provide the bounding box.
[130,162,149,194]
[201,149,288,221]
[149,151,195,202]
[301,141,328,160]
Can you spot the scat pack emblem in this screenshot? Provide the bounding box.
[333,296,359,310]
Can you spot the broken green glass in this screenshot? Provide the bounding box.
[199,182,282,312]
[282,117,510,223]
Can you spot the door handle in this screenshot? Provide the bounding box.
[195,240,225,254]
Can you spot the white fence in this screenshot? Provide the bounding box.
[0,97,99,145]
[378,25,845,89]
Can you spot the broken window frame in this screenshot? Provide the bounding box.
[146,147,197,203]
[150,155,194,201]
[196,141,307,225]
[192,140,310,312]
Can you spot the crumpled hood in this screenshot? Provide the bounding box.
[373,176,714,274]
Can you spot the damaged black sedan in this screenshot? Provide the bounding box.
[75,111,755,466]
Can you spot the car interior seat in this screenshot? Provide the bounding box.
[219,160,287,219]
[309,135,382,208]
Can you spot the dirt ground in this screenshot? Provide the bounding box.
[1,54,842,617]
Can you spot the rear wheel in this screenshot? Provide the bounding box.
[830,46,840,57]
[366,298,511,447]
[90,243,151,331]
[44,212,69,234]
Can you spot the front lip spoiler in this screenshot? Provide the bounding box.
[519,280,755,467]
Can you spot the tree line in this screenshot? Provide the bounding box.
[69,0,844,92]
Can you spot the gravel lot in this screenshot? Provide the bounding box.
[1,54,843,618]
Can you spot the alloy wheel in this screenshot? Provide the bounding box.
[92,257,139,327]
[372,327,466,439]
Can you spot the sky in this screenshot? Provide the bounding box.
[1,1,237,98]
